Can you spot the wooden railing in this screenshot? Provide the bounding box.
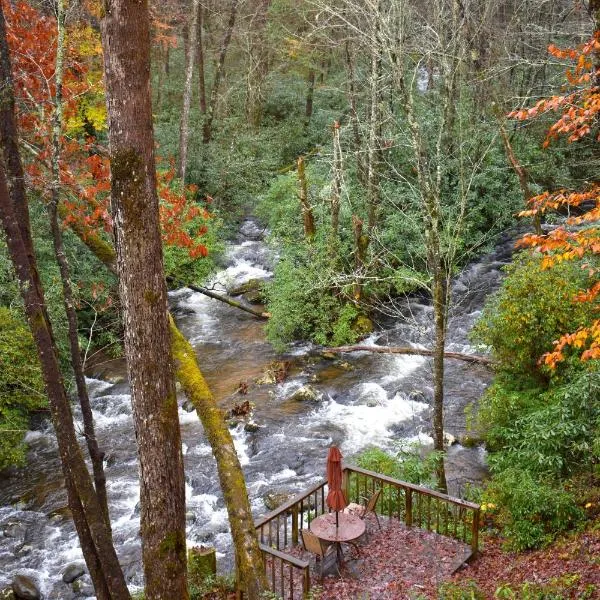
[251,466,481,598]
[259,544,310,599]
[343,466,480,556]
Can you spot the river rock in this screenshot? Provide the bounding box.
[239,220,264,240]
[244,421,260,433]
[263,491,294,511]
[3,521,27,540]
[61,562,86,584]
[182,399,195,413]
[11,575,40,600]
[0,587,16,600]
[286,385,322,403]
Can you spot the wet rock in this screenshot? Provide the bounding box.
[104,374,125,385]
[263,491,294,511]
[352,314,374,336]
[443,432,458,446]
[182,400,195,413]
[239,220,265,241]
[11,575,40,600]
[0,588,16,600]
[228,278,266,304]
[70,575,93,597]
[244,421,260,433]
[320,352,337,360]
[3,522,27,540]
[335,360,354,371]
[104,452,118,467]
[286,385,322,403]
[186,511,197,523]
[255,361,291,385]
[62,562,86,584]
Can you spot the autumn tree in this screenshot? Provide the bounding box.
[509,0,600,368]
[0,3,130,597]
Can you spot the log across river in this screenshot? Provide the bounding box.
[0,219,515,598]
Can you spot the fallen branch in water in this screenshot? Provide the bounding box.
[167,278,270,320]
[321,345,493,366]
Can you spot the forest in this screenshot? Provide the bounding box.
[0,0,599,598]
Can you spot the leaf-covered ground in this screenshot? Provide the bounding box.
[285,515,471,599]
[276,515,600,599]
[449,523,600,598]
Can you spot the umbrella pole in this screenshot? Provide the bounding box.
[336,510,339,528]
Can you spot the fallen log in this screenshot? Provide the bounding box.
[167,278,270,320]
[320,345,493,367]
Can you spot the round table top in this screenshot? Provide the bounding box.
[309,512,365,543]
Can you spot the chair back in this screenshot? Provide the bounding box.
[366,488,382,513]
[301,529,324,557]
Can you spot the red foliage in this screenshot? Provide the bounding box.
[509,32,600,368]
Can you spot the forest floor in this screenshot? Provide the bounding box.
[282,515,600,599]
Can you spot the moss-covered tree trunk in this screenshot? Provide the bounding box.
[297,156,315,240]
[100,1,188,598]
[170,321,267,598]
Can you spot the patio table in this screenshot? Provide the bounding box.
[309,512,365,568]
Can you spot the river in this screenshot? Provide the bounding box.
[0,219,515,598]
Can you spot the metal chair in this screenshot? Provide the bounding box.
[357,488,382,539]
[300,529,338,581]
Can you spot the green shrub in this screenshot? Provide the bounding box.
[438,580,486,600]
[0,308,46,470]
[471,252,590,387]
[484,469,583,551]
[494,574,596,599]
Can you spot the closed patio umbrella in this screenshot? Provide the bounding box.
[326,446,347,528]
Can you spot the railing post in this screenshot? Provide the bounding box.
[303,566,311,598]
[342,468,350,503]
[292,504,299,546]
[405,488,413,527]
[471,508,480,558]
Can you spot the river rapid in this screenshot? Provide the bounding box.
[0,219,515,598]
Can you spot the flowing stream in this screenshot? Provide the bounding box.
[0,219,516,598]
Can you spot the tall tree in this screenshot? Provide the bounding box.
[203,0,239,144]
[0,4,129,598]
[47,0,111,531]
[178,0,201,182]
[100,1,188,598]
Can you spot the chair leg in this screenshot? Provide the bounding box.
[374,511,382,530]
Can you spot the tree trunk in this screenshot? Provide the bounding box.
[196,5,206,114]
[320,345,492,366]
[48,0,111,531]
[0,7,129,598]
[100,2,188,598]
[330,122,342,240]
[245,0,271,128]
[62,203,268,598]
[304,68,315,126]
[203,0,239,144]
[352,215,368,302]
[170,321,267,598]
[178,0,201,182]
[344,41,364,185]
[297,156,315,240]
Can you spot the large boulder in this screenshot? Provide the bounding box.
[11,575,40,600]
[61,562,86,584]
[286,385,322,404]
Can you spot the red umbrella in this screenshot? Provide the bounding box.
[326,446,347,528]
